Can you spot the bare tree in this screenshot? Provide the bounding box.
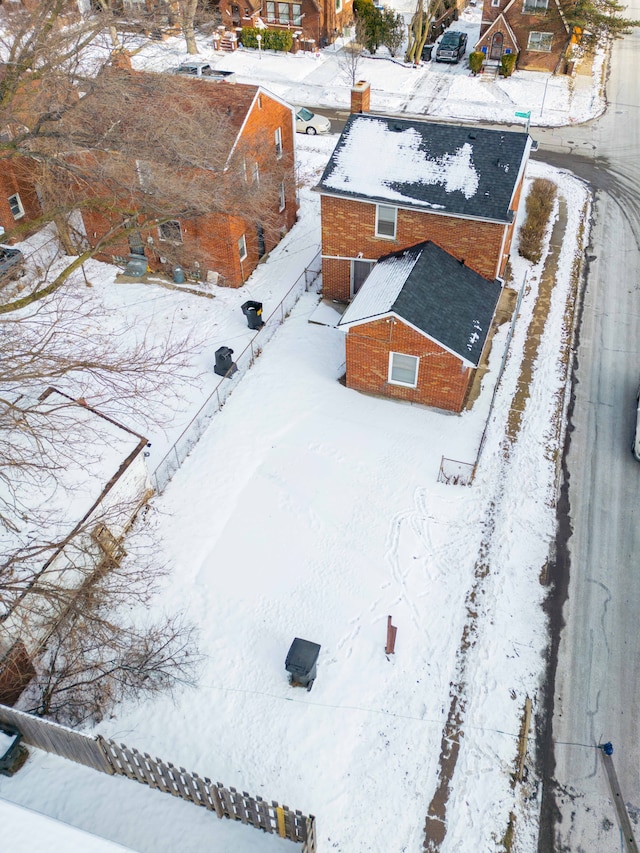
[404,0,443,64]
[337,33,366,87]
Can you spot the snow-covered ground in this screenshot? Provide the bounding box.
[0,9,601,853]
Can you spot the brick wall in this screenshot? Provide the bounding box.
[0,156,42,241]
[345,317,472,412]
[321,195,508,300]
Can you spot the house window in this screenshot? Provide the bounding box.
[336,0,342,9]
[527,31,553,51]
[8,193,24,219]
[242,158,248,181]
[266,0,275,19]
[275,127,283,159]
[278,181,286,211]
[491,0,500,5]
[257,94,262,109]
[376,204,397,239]
[238,233,247,261]
[278,1,290,21]
[136,160,153,192]
[523,0,548,11]
[252,162,260,184]
[389,352,419,388]
[158,220,182,243]
[293,4,302,23]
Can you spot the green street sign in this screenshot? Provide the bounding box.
[515,111,531,118]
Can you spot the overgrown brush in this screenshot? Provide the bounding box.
[518,178,557,263]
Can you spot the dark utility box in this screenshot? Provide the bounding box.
[285,638,321,691]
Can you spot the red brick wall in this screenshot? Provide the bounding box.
[0,156,42,241]
[345,317,472,412]
[321,195,508,300]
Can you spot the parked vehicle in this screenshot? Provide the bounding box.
[0,245,24,285]
[633,387,640,460]
[173,62,233,79]
[295,108,331,135]
[435,31,468,63]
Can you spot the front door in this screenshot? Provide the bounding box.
[490,33,504,60]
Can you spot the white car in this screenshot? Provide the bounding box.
[295,108,331,135]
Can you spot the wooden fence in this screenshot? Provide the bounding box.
[0,704,316,851]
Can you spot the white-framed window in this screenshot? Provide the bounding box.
[336,0,342,10]
[351,259,374,295]
[293,4,302,23]
[523,0,548,11]
[252,161,260,185]
[491,0,500,6]
[8,193,24,219]
[136,159,153,192]
[527,31,553,50]
[158,220,182,243]
[275,127,283,159]
[238,233,247,261]
[257,94,263,109]
[388,352,419,388]
[278,181,286,211]
[266,0,276,19]
[375,204,397,239]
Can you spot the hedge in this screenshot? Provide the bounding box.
[241,27,293,52]
[518,178,557,264]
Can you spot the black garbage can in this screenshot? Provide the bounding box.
[421,43,434,61]
[241,300,265,330]
[214,346,237,378]
[0,726,23,776]
[285,638,321,691]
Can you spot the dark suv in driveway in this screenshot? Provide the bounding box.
[435,31,468,63]
[0,245,24,285]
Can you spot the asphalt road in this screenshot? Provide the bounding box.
[533,19,640,853]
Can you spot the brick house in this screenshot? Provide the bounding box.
[0,156,42,243]
[217,0,354,50]
[338,241,502,412]
[77,70,298,288]
[475,0,571,72]
[316,111,533,302]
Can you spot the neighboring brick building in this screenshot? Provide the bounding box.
[217,0,354,50]
[338,242,502,412]
[78,70,297,288]
[316,114,533,302]
[475,0,571,72]
[0,155,42,243]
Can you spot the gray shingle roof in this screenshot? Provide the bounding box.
[338,242,502,366]
[317,115,531,223]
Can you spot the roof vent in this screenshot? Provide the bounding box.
[392,122,404,132]
[468,132,477,139]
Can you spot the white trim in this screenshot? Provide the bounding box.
[322,253,377,262]
[8,193,24,220]
[388,351,419,388]
[278,181,286,212]
[275,127,283,159]
[238,233,247,261]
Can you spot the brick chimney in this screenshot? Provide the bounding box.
[350,80,370,114]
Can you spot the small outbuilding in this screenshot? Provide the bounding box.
[337,241,502,413]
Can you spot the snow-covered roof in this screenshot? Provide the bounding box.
[317,115,532,222]
[338,241,502,366]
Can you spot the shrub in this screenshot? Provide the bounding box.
[381,7,405,56]
[241,27,293,52]
[500,52,517,77]
[518,178,557,263]
[468,51,484,75]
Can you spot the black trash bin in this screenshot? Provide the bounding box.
[214,346,237,378]
[285,638,321,692]
[421,43,434,61]
[241,300,265,330]
[0,726,23,776]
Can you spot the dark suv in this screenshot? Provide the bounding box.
[0,245,24,285]
[435,31,468,63]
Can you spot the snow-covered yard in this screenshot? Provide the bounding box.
[0,129,590,851]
